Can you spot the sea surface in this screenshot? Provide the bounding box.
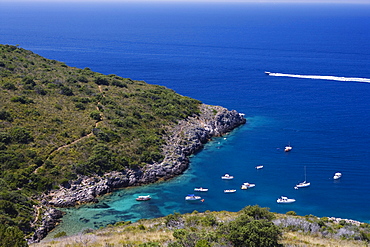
[1,2,370,237]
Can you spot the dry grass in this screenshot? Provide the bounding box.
[281,232,369,247]
[30,211,370,247]
[31,219,174,247]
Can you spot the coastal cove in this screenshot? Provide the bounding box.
[1,2,370,241]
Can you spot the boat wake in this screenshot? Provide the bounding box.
[265,72,370,83]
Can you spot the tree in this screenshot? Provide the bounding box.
[221,206,282,247]
[226,219,282,247]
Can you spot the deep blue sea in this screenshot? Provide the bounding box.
[1,2,370,237]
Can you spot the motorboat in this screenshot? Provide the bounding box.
[185,194,202,201]
[241,182,256,190]
[136,195,151,201]
[295,166,310,189]
[277,196,296,204]
[255,165,264,170]
[194,187,208,192]
[264,71,271,75]
[333,172,342,180]
[224,189,236,193]
[284,145,292,152]
[221,174,234,180]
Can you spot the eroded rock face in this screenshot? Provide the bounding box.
[29,207,63,243]
[31,104,246,242]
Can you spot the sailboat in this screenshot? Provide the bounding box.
[295,166,310,189]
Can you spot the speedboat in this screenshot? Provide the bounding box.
[194,187,208,192]
[241,182,256,190]
[136,195,151,201]
[185,194,202,201]
[221,174,234,180]
[277,196,296,204]
[333,172,342,180]
[224,189,236,193]
[284,145,292,152]
[264,71,271,75]
[255,165,264,170]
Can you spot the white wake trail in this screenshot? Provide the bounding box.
[265,72,370,83]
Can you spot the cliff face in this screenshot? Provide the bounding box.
[31,104,245,242]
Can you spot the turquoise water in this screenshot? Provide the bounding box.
[1,2,370,237]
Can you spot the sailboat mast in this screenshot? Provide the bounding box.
[304,166,307,181]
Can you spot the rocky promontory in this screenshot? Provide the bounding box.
[45,104,245,207]
[31,104,245,242]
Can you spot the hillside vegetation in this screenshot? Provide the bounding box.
[31,205,370,247]
[0,44,200,241]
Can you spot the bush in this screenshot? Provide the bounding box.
[10,96,34,104]
[90,111,102,121]
[0,224,28,247]
[94,76,109,85]
[2,82,17,90]
[53,231,67,238]
[286,211,297,216]
[10,127,33,144]
[225,219,282,247]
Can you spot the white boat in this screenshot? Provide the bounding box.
[265,71,271,75]
[194,187,208,192]
[255,165,264,170]
[284,145,292,152]
[241,182,256,190]
[333,172,342,180]
[185,194,202,201]
[136,195,151,201]
[295,166,310,189]
[277,196,296,204]
[224,189,236,193]
[221,174,234,180]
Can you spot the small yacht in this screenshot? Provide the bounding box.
[255,165,264,170]
[241,182,256,190]
[284,145,292,152]
[136,195,151,201]
[221,174,234,180]
[185,194,202,201]
[194,187,208,192]
[224,189,237,193]
[277,196,296,204]
[333,172,342,180]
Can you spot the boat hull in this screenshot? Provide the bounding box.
[224,190,236,193]
[277,196,296,204]
[295,182,310,188]
[277,199,296,204]
[194,188,208,192]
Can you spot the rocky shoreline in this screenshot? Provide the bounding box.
[29,104,246,243]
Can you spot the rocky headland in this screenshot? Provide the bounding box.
[30,104,246,242]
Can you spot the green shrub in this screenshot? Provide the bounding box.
[0,225,28,247]
[53,231,67,238]
[286,211,297,216]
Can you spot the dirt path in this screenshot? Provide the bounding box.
[34,85,105,173]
